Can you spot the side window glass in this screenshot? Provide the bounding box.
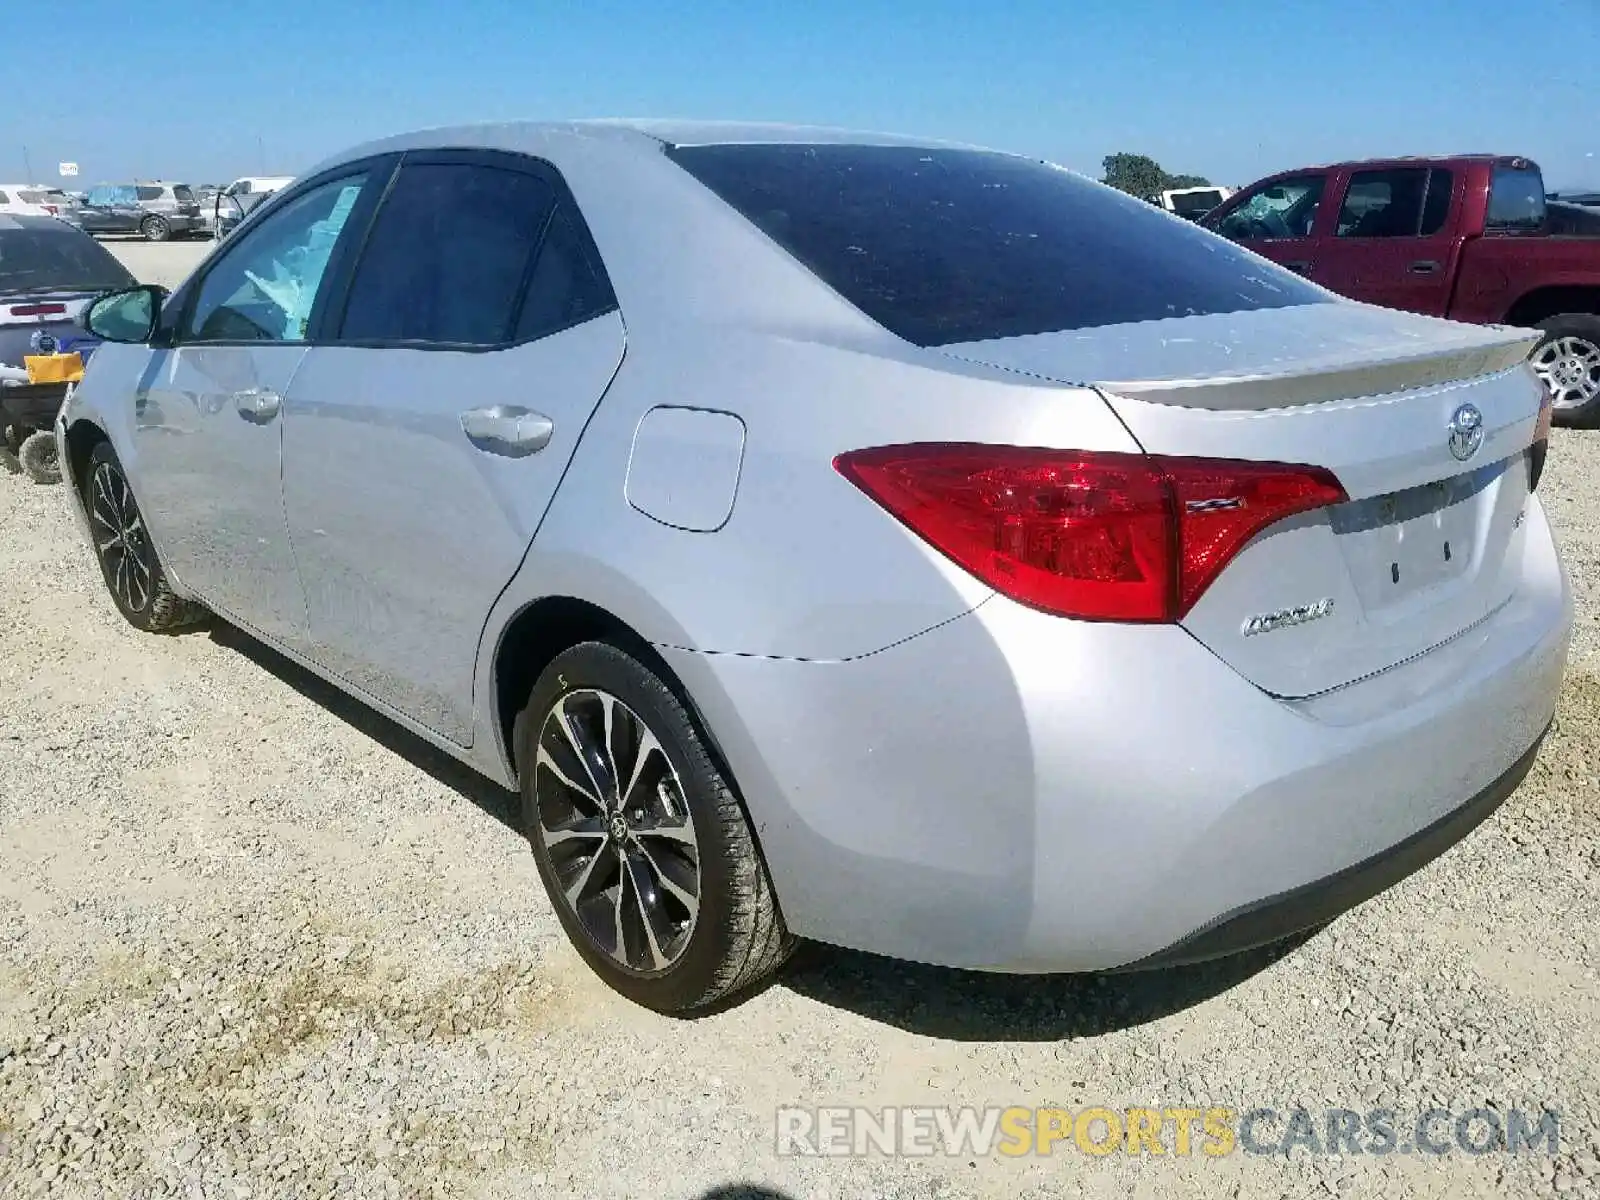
[515,204,617,342]
[183,173,369,343]
[338,163,554,345]
[136,186,163,202]
[1335,169,1429,238]
[1217,176,1325,240]
[1420,169,1453,236]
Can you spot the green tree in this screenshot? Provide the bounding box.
[1101,154,1214,199]
[1101,153,1168,199]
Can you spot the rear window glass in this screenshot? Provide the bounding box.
[1486,165,1546,230]
[666,144,1330,346]
[173,186,195,203]
[0,224,136,293]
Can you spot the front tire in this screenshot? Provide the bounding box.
[515,641,792,1014]
[18,431,60,484]
[1531,314,1600,428]
[82,441,206,632]
[140,215,170,243]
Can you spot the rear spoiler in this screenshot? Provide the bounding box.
[1093,329,1540,411]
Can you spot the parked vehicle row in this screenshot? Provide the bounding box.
[44,121,1565,1015]
[0,214,131,479]
[1205,155,1600,425]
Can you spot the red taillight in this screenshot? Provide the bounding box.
[42,204,59,215]
[9,303,67,317]
[833,444,1347,622]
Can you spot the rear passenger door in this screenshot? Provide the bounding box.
[1314,167,1460,315]
[279,149,625,745]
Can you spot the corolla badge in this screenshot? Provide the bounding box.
[1447,403,1484,462]
[1241,597,1335,637]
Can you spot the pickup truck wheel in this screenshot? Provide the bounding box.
[1531,315,1600,428]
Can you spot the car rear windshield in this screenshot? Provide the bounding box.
[666,143,1330,346]
[172,185,195,203]
[0,223,136,293]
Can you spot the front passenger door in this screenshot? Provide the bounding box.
[134,167,386,651]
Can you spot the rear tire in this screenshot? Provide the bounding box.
[515,641,793,1014]
[1530,314,1600,428]
[18,431,60,484]
[82,441,207,632]
[140,215,170,243]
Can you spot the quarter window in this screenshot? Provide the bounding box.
[514,205,617,342]
[135,186,163,202]
[183,173,369,343]
[338,163,555,345]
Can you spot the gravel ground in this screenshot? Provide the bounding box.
[0,240,1596,1198]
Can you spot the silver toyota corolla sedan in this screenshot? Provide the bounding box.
[59,121,1569,1013]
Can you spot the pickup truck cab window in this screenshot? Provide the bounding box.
[1487,165,1546,231]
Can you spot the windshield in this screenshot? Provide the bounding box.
[0,223,137,293]
[668,143,1328,346]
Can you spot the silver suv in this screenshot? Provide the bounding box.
[76,182,204,241]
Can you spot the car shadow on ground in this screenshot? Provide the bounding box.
[206,623,525,833]
[774,930,1316,1041]
[697,1188,797,1200]
[206,620,1316,1042]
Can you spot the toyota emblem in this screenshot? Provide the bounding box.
[1447,403,1484,462]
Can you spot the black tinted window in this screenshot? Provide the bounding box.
[1420,169,1453,236]
[172,186,195,203]
[135,186,163,202]
[668,144,1329,347]
[514,206,617,341]
[1336,169,1430,238]
[340,163,554,345]
[0,223,135,293]
[1487,165,1546,230]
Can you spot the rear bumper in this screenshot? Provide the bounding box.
[661,495,1571,973]
[1114,725,1546,970]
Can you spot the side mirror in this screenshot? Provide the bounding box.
[81,284,169,345]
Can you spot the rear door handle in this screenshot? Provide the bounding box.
[460,405,554,457]
[1283,260,1314,275]
[1408,260,1441,275]
[234,388,281,423]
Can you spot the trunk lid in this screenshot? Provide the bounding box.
[941,302,1546,698]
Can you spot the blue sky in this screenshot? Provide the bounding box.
[15,0,1598,190]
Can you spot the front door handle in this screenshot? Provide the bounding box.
[235,388,281,423]
[1408,260,1441,275]
[1283,260,1314,275]
[460,405,554,457]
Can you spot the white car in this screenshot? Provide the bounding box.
[212,175,296,238]
[0,184,80,223]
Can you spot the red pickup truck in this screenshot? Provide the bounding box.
[1203,155,1600,425]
